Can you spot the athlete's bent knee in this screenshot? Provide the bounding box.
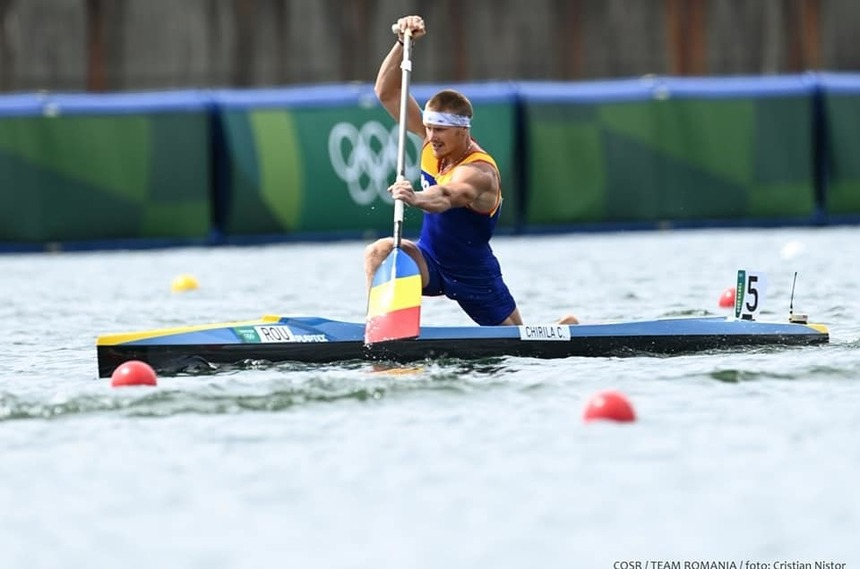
[365,238,394,259]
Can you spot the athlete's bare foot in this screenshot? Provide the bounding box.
[557,314,579,325]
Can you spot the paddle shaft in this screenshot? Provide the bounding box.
[393,29,413,248]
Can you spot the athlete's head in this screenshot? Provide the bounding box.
[423,90,473,153]
[424,90,473,133]
[424,89,473,125]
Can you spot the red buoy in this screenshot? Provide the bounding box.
[111,360,158,387]
[583,390,636,423]
[718,287,736,308]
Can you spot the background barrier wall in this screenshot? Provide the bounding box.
[212,82,518,239]
[819,73,860,219]
[0,91,211,244]
[519,75,818,227]
[2,74,860,250]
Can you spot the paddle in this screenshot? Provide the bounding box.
[364,28,422,345]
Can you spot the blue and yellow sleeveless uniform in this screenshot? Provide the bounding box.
[416,140,517,325]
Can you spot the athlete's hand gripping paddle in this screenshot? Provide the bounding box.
[364,28,421,344]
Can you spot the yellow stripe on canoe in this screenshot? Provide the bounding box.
[366,274,422,319]
[96,314,282,346]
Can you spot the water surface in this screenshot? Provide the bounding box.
[1,227,858,568]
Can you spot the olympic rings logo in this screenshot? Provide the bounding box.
[328,121,422,206]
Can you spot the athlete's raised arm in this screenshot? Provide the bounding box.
[374,15,427,139]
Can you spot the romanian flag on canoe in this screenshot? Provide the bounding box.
[365,248,421,344]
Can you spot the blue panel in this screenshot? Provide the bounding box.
[50,90,214,115]
[212,83,379,109]
[0,93,48,117]
[658,74,817,99]
[516,78,657,103]
[212,81,519,110]
[411,81,519,104]
[516,75,817,104]
[817,72,860,94]
[0,90,213,117]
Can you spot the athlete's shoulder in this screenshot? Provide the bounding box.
[471,139,489,154]
[463,141,498,171]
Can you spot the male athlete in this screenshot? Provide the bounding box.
[364,15,577,326]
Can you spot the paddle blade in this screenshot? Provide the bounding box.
[365,248,421,344]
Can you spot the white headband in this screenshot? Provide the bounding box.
[422,109,471,128]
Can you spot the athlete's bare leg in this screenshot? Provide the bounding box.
[363,237,430,290]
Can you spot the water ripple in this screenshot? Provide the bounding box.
[0,359,516,422]
[709,363,859,384]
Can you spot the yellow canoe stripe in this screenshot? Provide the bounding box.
[806,323,829,334]
[366,274,422,319]
[96,314,281,346]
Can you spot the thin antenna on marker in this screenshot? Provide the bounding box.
[789,271,798,316]
[788,271,807,324]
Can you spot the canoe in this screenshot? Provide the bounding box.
[96,315,829,377]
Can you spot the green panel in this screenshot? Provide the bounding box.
[291,106,430,233]
[747,182,815,217]
[523,95,815,226]
[141,203,210,237]
[0,111,211,243]
[827,181,860,212]
[252,110,303,230]
[602,131,748,220]
[0,150,142,242]
[145,113,211,237]
[221,102,518,236]
[221,111,283,234]
[824,95,860,213]
[0,116,149,201]
[752,97,812,185]
[746,98,814,217]
[149,113,210,203]
[525,108,604,223]
[599,99,754,186]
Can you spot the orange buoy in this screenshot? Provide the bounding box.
[582,390,636,423]
[111,360,158,387]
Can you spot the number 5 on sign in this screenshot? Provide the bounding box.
[734,270,768,320]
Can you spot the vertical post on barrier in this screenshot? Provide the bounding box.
[86,0,107,92]
[553,0,583,79]
[448,0,467,81]
[232,0,255,87]
[687,0,707,75]
[273,0,288,83]
[801,0,822,70]
[665,0,707,75]
[0,0,13,90]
